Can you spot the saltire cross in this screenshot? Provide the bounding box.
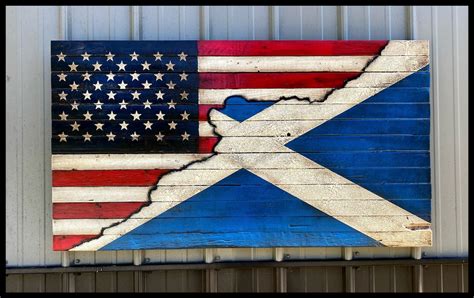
[51,40,431,251]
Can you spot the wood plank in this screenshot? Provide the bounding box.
[197,40,388,56]
[198,56,374,72]
[199,73,360,88]
[52,169,169,186]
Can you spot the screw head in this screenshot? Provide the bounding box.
[284,254,291,260]
[74,259,81,264]
[144,258,150,263]
[354,251,360,256]
[214,255,221,261]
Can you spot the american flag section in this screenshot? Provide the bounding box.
[51,40,431,251]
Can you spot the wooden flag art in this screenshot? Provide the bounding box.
[51,40,431,251]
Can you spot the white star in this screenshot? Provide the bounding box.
[57,72,67,81]
[143,100,152,109]
[94,123,104,131]
[59,111,68,121]
[153,52,163,61]
[141,61,151,70]
[118,80,128,89]
[106,131,116,141]
[70,121,80,131]
[179,72,188,81]
[92,61,102,71]
[166,81,176,89]
[131,110,142,121]
[178,51,188,61]
[119,121,129,130]
[129,51,140,61]
[156,110,165,120]
[180,90,189,100]
[58,132,68,142]
[58,91,68,101]
[82,72,92,81]
[105,52,115,61]
[155,131,164,141]
[143,121,153,130]
[106,71,116,81]
[166,61,175,71]
[130,72,140,81]
[83,111,93,120]
[116,61,127,71]
[167,99,176,109]
[70,100,79,110]
[68,62,78,71]
[119,100,128,109]
[168,121,177,130]
[93,81,103,90]
[94,100,103,110]
[57,52,66,62]
[83,90,92,100]
[69,81,79,91]
[180,111,190,120]
[155,90,165,100]
[131,90,141,100]
[82,132,92,142]
[107,91,117,100]
[181,131,190,141]
[141,80,152,89]
[81,52,91,61]
[107,111,117,120]
[130,131,140,141]
[154,72,164,81]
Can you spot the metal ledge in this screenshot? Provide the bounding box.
[5,257,468,275]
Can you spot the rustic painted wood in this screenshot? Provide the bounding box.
[51,40,431,251]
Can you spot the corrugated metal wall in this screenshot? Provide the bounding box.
[6,5,468,268]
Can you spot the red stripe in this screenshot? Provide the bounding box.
[199,73,360,89]
[199,104,224,121]
[198,137,219,153]
[198,40,388,56]
[52,169,169,187]
[53,202,146,219]
[53,235,98,251]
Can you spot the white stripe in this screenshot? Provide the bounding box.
[52,154,211,170]
[380,40,429,56]
[53,219,122,235]
[52,187,149,203]
[198,56,373,72]
[198,88,331,104]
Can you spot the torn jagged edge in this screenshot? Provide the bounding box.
[69,41,389,251]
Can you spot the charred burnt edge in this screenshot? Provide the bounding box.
[68,41,390,251]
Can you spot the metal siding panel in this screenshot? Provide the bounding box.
[394,266,413,292]
[117,271,135,292]
[216,269,235,292]
[422,264,442,292]
[22,274,45,292]
[256,268,276,292]
[321,6,338,39]
[20,6,46,267]
[442,264,463,292]
[144,271,166,292]
[95,272,117,292]
[373,266,393,292]
[345,6,370,39]
[235,269,254,292]
[6,274,23,292]
[353,266,371,292]
[287,267,306,292]
[453,6,469,257]
[45,273,63,292]
[6,6,20,268]
[277,6,302,39]
[74,272,96,292]
[208,6,229,39]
